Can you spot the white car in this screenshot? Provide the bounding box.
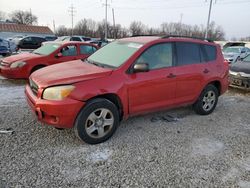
[223,46,250,64]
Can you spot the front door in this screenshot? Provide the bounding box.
[127,42,176,115]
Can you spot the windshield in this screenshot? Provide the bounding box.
[32,43,61,55]
[243,55,250,62]
[223,47,241,53]
[87,41,143,68]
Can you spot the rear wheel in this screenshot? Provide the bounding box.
[74,98,120,144]
[193,84,219,115]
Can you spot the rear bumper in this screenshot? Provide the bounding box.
[0,65,27,79]
[25,85,85,128]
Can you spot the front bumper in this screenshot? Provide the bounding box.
[229,74,250,91]
[0,65,27,79]
[25,85,85,128]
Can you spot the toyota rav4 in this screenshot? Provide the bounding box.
[25,36,229,144]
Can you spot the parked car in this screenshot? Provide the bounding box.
[25,36,229,144]
[89,39,109,47]
[223,46,250,64]
[0,38,17,56]
[44,36,58,41]
[14,36,47,50]
[229,54,250,90]
[56,36,91,42]
[0,41,98,79]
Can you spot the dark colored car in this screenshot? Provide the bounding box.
[25,36,229,144]
[229,54,250,90]
[16,36,46,49]
[0,41,98,79]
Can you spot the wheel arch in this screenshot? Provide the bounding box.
[86,93,124,121]
[30,64,47,75]
[205,80,221,95]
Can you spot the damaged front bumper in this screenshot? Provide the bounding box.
[229,71,250,91]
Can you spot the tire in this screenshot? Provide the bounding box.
[30,65,45,75]
[193,84,219,115]
[74,98,120,144]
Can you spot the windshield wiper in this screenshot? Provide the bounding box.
[32,52,41,55]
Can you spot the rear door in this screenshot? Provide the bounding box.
[174,42,208,104]
[127,42,176,114]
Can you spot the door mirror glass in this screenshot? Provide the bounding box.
[133,63,149,73]
[55,52,63,58]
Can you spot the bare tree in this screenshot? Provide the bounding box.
[129,21,147,36]
[9,10,37,25]
[0,11,6,21]
[55,26,70,36]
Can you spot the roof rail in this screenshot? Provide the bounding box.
[130,34,161,37]
[162,35,214,43]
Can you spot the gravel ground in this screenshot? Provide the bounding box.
[0,79,250,188]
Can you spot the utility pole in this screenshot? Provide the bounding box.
[112,8,116,39]
[68,4,76,36]
[205,0,213,39]
[103,0,110,40]
[30,8,33,25]
[53,20,56,33]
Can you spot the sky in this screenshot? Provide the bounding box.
[1,0,250,39]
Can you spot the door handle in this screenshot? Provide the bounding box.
[203,68,210,74]
[167,73,176,78]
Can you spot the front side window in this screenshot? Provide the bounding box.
[176,42,200,66]
[61,45,77,56]
[80,45,96,55]
[135,43,173,70]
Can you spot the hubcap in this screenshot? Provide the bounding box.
[85,108,114,138]
[202,90,216,112]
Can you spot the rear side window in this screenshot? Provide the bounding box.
[203,44,217,62]
[80,45,96,55]
[176,42,201,66]
[71,37,81,41]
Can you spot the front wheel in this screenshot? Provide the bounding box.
[74,98,120,144]
[193,84,219,115]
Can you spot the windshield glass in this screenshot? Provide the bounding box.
[243,55,250,62]
[32,43,61,55]
[87,41,143,68]
[223,47,241,53]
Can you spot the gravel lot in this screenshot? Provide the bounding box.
[0,78,250,188]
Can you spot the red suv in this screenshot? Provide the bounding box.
[25,36,229,144]
[0,41,98,79]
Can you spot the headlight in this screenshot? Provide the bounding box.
[43,85,75,101]
[10,61,26,68]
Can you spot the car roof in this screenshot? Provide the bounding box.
[119,36,161,44]
[119,36,215,45]
[43,41,96,45]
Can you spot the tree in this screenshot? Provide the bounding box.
[55,26,70,36]
[9,10,37,25]
[0,11,6,21]
[129,21,147,36]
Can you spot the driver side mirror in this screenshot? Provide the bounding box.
[55,52,63,58]
[133,63,149,73]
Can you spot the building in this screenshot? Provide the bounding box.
[0,23,55,39]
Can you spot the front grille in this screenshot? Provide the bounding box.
[29,78,39,96]
[229,74,250,89]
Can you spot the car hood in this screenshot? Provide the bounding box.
[230,61,250,74]
[2,52,41,64]
[31,60,113,88]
